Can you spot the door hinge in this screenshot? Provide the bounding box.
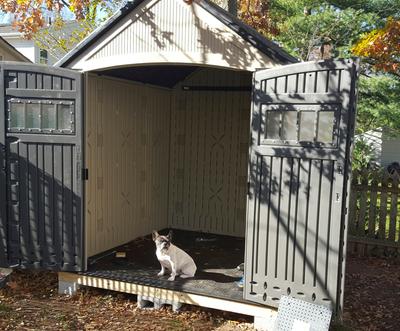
[247,181,251,195]
[82,168,89,181]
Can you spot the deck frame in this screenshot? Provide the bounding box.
[59,271,277,323]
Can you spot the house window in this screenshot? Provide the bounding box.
[8,98,75,134]
[39,49,48,64]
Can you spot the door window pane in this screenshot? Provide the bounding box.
[9,103,25,129]
[318,111,335,143]
[25,103,41,129]
[282,111,297,141]
[266,111,281,139]
[299,111,315,141]
[57,104,72,131]
[41,104,56,129]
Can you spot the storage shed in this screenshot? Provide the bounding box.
[0,0,359,324]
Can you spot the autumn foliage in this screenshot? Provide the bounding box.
[352,18,400,75]
[238,0,279,37]
[0,0,90,37]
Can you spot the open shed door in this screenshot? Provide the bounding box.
[245,59,358,313]
[0,63,83,271]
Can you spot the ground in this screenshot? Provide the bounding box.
[0,256,399,330]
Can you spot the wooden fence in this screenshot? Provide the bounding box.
[347,170,400,257]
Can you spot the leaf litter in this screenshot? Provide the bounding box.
[0,256,398,330]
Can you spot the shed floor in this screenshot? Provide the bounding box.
[83,230,245,302]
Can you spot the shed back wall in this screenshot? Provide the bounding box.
[168,68,251,237]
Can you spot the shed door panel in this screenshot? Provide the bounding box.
[245,60,358,312]
[0,63,83,271]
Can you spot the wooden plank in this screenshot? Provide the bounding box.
[348,236,400,249]
[368,177,378,237]
[58,272,278,319]
[347,189,357,235]
[388,175,399,242]
[379,174,389,239]
[357,176,368,237]
[351,184,399,194]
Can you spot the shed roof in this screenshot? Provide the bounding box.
[56,0,297,71]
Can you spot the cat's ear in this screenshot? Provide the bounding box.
[152,230,159,241]
[167,230,173,241]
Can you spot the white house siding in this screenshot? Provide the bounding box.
[357,129,383,166]
[0,39,29,61]
[382,137,400,167]
[6,39,36,62]
[357,128,400,168]
[0,33,57,64]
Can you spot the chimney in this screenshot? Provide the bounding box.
[227,0,237,16]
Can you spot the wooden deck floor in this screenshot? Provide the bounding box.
[82,229,246,302]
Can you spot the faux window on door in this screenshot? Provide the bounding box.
[259,104,340,147]
[7,98,75,134]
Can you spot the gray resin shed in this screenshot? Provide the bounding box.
[0,0,359,324]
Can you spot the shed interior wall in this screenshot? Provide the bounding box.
[85,74,171,257]
[168,68,251,236]
[85,68,252,257]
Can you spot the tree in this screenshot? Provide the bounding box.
[0,0,126,60]
[352,18,400,76]
[0,0,123,37]
[356,75,400,134]
[238,0,378,61]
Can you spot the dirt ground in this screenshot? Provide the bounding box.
[0,256,399,330]
[340,256,400,331]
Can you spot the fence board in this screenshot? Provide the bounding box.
[389,175,399,242]
[378,174,389,240]
[348,171,400,257]
[368,177,378,237]
[357,176,368,237]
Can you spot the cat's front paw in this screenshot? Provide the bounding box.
[168,276,175,281]
[157,271,164,277]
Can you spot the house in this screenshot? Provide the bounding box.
[357,127,400,168]
[0,0,359,328]
[0,24,57,64]
[0,35,30,62]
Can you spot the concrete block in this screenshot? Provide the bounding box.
[254,311,277,331]
[137,294,183,312]
[58,279,80,295]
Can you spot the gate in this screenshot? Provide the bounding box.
[245,59,359,314]
[0,63,83,271]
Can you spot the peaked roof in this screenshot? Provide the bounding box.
[56,0,297,68]
[0,36,31,62]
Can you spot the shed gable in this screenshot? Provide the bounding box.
[66,0,280,71]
